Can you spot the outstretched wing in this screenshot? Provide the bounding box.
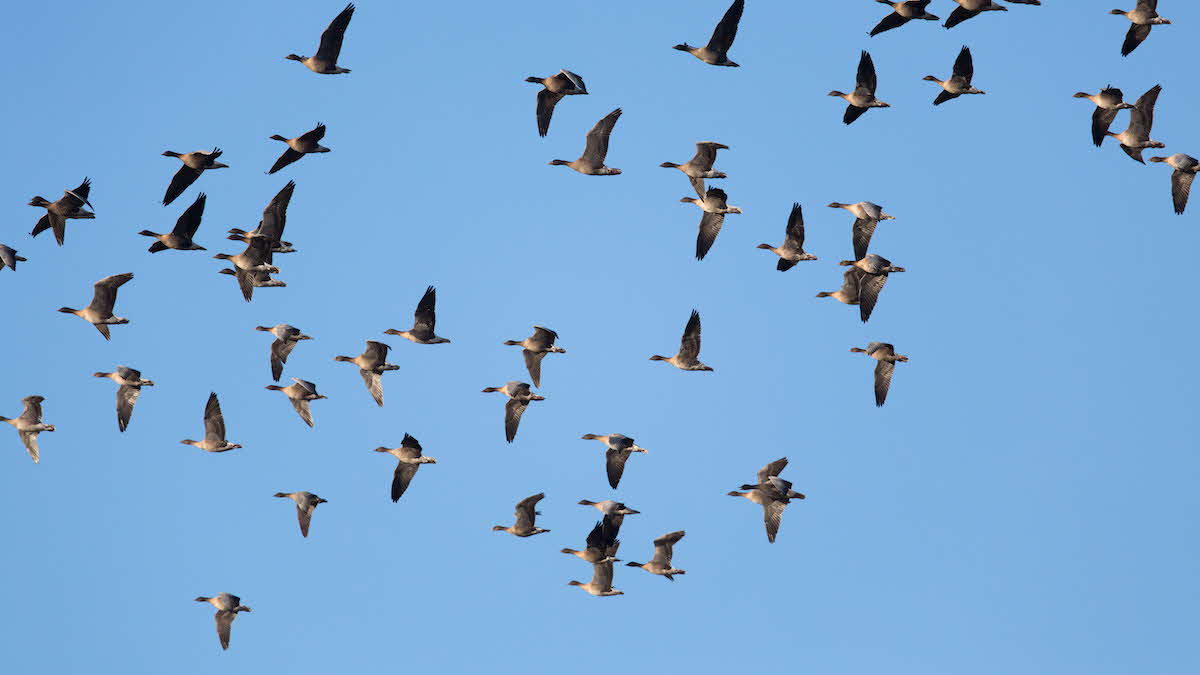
[581,108,622,164]
[706,0,744,52]
[316,3,355,62]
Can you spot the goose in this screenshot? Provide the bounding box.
[385,286,451,344]
[839,255,905,322]
[265,378,326,427]
[213,237,278,274]
[58,273,133,340]
[661,141,729,198]
[924,46,985,105]
[562,519,621,564]
[816,267,867,305]
[193,593,251,650]
[481,382,544,443]
[139,192,207,252]
[944,0,1009,29]
[93,367,154,432]
[273,491,327,538]
[1113,1,1171,56]
[681,186,743,260]
[578,500,640,517]
[526,70,588,137]
[870,1,939,36]
[227,230,295,253]
[758,203,817,271]
[0,244,27,272]
[851,343,908,406]
[727,457,803,543]
[335,340,399,406]
[650,309,713,371]
[180,392,241,452]
[504,326,565,387]
[549,108,623,175]
[286,3,354,74]
[1105,84,1164,163]
[162,149,227,206]
[830,51,890,125]
[626,531,687,581]
[373,434,437,502]
[256,324,312,382]
[227,181,296,252]
[581,434,648,489]
[493,492,550,537]
[829,201,896,260]
[268,123,331,174]
[567,560,624,597]
[1073,87,1135,147]
[1,396,55,464]
[218,265,286,302]
[1149,154,1199,214]
[29,177,94,246]
[673,0,743,66]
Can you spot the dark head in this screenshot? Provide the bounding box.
[624,561,643,568]
[492,525,508,532]
[828,90,846,98]
[850,347,868,353]
[28,196,51,208]
[194,596,210,603]
[372,446,392,453]
[827,202,845,209]
[502,340,522,346]
[679,196,697,203]
[213,253,233,260]
[922,75,941,82]
[580,434,600,440]
[481,386,500,393]
[218,268,236,277]
[334,355,353,362]
[561,548,578,555]
[672,43,692,52]
[1148,156,1168,163]
[567,580,583,587]
[815,291,833,298]
[269,134,289,142]
[273,492,288,498]
[1109,9,1126,15]
[265,385,284,391]
[524,76,543,84]
[1072,92,1091,98]
[578,499,596,506]
[285,53,305,61]
[756,243,774,250]
[727,490,746,497]
[660,161,680,169]
[649,355,668,361]
[57,307,77,314]
[838,260,855,266]
[548,159,571,166]
[162,150,181,158]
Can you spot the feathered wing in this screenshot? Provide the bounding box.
[943,6,977,29]
[360,369,384,406]
[757,457,789,485]
[203,392,227,444]
[268,148,304,174]
[523,350,547,388]
[1121,23,1151,57]
[762,499,786,543]
[858,273,889,322]
[1091,107,1119,147]
[706,0,744,52]
[695,212,726,260]
[116,385,140,432]
[513,493,544,531]
[852,218,877,260]
[412,285,438,335]
[173,193,206,238]
[215,610,235,650]
[581,108,622,164]
[678,310,703,362]
[874,359,896,406]
[316,3,355,62]
[19,431,40,463]
[856,50,877,94]
[504,398,529,443]
[1171,170,1194,215]
[870,12,909,36]
[296,502,314,537]
[535,89,564,137]
[605,449,631,489]
[164,165,201,206]
[270,339,298,381]
[391,462,418,502]
[844,104,869,125]
[933,90,959,106]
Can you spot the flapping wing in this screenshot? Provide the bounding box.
[270,339,298,381]
[232,267,255,302]
[316,3,355,62]
[215,610,235,650]
[678,309,703,362]
[290,399,314,427]
[268,148,304,175]
[933,90,959,106]
[66,178,92,208]
[706,0,744,52]
[651,531,685,565]
[116,385,140,432]
[762,499,785,543]
[605,449,631,489]
[852,218,877,260]
[299,124,327,144]
[89,273,133,314]
[504,398,527,443]
[870,12,909,36]
[164,165,201,206]
[1129,84,1161,136]
[173,193,206,238]
[296,502,314,537]
[784,202,805,251]
[856,51,877,94]
[689,142,726,172]
[943,6,977,29]
[514,492,544,530]
[844,103,869,125]
[1121,23,1151,57]
[695,212,726,260]
[413,285,438,334]
[19,431,40,463]
[1091,107,1119,147]
[535,89,564,138]
[581,108,622,164]
[523,350,547,388]
[952,46,973,82]
[757,457,788,484]
[874,359,896,407]
[858,273,889,322]
[391,462,418,501]
[203,392,227,443]
[1171,170,1194,215]
[259,181,295,241]
[360,369,384,406]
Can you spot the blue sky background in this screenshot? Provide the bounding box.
[2,1,1197,672]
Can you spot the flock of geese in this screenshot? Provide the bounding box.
[1,0,1190,652]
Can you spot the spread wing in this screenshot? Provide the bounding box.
[299,123,327,144]
[172,193,206,238]
[360,369,384,406]
[535,89,564,137]
[164,165,201,206]
[852,218,877,260]
[844,104,869,125]
[514,493,544,530]
[296,502,315,537]
[874,359,896,407]
[678,309,703,362]
[858,273,889,323]
[856,51,877,94]
[413,285,438,334]
[215,610,235,650]
[1171,170,1194,215]
[523,350,547,388]
[290,399,313,427]
[581,108,622,164]
[695,212,726,260]
[1121,23,1151,57]
[943,6,977,29]
[66,178,92,208]
[268,148,304,175]
[952,46,973,82]
[19,431,40,463]
[504,398,528,443]
[88,273,133,315]
[762,499,786,543]
[1091,107,1119,147]
[270,338,298,381]
[391,462,419,502]
[689,142,726,172]
[706,0,744,52]
[757,457,788,484]
[606,449,631,489]
[116,385,140,432]
[1129,84,1161,137]
[203,392,227,443]
[870,12,910,36]
[259,181,295,241]
[651,531,685,565]
[783,202,805,251]
[316,3,354,62]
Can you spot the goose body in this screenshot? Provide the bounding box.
[673,0,743,66]
[286,3,354,73]
[0,396,55,463]
[870,1,939,36]
[385,286,451,344]
[757,203,817,271]
[1112,1,1171,56]
[193,593,251,650]
[374,434,437,502]
[526,70,588,137]
[273,491,327,537]
[140,192,208,252]
[180,392,241,452]
[268,123,331,174]
[29,177,94,246]
[264,378,327,428]
[681,187,742,260]
[481,382,544,443]
[162,150,227,206]
[581,434,648,489]
[504,326,565,387]
[1149,153,1199,214]
[548,108,623,175]
[335,340,399,406]
[493,492,550,537]
[626,531,687,581]
[661,141,729,197]
[850,342,909,406]
[93,367,154,432]
[650,309,713,371]
[830,51,890,125]
[1073,87,1135,147]
[58,273,133,340]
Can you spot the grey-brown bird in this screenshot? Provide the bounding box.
[373,434,437,502]
[29,177,94,245]
[93,367,155,432]
[1,395,55,463]
[493,492,551,537]
[57,273,133,340]
[139,192,208,252]
[481,382,544,443]
[286,3,355,74]
[273,491,328,537]
[267,123,331,174]
[162,150,227,206]
[193,593,251,650]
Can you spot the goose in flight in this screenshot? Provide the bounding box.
[581,434,648,489]
[757,203,817,271]
[385,286,451,344]
[828,201,896,261]
[816,267,867,306]
[1,396,55,464]
[830,51,890,125]
[140,192,208,252]
[161,149,226,206]
[267,123,331,174]
[944,1,1013,30]
[548,108,623,175]
[180,393,241,452]
[850,342,909,406]
[58,273,133,340]
[273,491,327,538]
[526,70,588,137]
[1149,153,1199,214]
[661,141,729,198]
[335,340,400,406]
[1073,87,1135,147]
[373,434,437,502]
[193,593,251,650]
[265,378,326,428]
[0,244,27,272]
[839,255,905,323]
[650,310,713,371]
[493,492,550,537]
[504,326,565,388]
[728,457,804,543]
[673,0,744,66]
[681,187,742,260]
[1106,84,1165,163]
[481,382,544,443]
[1112,1,1171,57]
[286,3,355,73]
[626,531,687,581]
[29,177,94,246]
[923,46,986,105]
[870,1,939,37]
[562,519,621,564]
[93,367,155,432]
[256,324,312,382]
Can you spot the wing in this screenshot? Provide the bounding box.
[688,175,706,199]
[215,610,235,650]
[1121,23,1151,57]
[289,399,313,427]
[19,431,39,463]
[1130,84,1162,135]
[360,369,384,406]
[870,12,909,36]
[606,449,631,489]
[591,561,615,590]
[89,273,132,314]
[269,146,304,174]
[757,457,788,484]
[532,325,558,346]
[30,213,55,240]
[706,0,744,52]
[535,89,564,138]
[232,267,255,302]
[784,202,805,250]
[116,385,140,432]
[514,493,544,529]
[296,503,314,537]
[651,531,685,565]
[299,124,327,143]
[163,165,200,206]
[413,285,437,333]
[679,309,702,361]
[391,462,418,502]
[316,3,355,62]
[581,108,622,163]
[695,212,726,260]
[20,398,43,424]
[776,258,798,272]
[1090,106,1119,147]
[504,398,527,443]
[270,339,298,381]
[856,51,877,94]
[858,273,888,322]
[953,46,973,82]
[1172,170,1194,215]
[203,392,227,443]
[843,104,869,125]
[67,178,92,207]
[852,218,877,260]
[1121,143,1147,164]
[523,350,547,388]
[689,142,725,171]
[874,359,896,407]
[933,90,959,106]
[943,7,977,29]
[762,499,786,543]
[172,193,206,238]
[50,213,68,246]
[259,181,295,241]
[1141,0,1158,10]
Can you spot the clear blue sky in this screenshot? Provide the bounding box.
[2,1,1197,673]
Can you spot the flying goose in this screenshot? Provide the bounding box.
[227,230,295,253]
[851,343,909,406]
[29,177,94,246]
[817,267,868,305]
[481,382,544,443]
[1105,84,1164,163]
[493,492,550,537]
[944,0,1010,29]
[757,203,817,271]
[504,326,565,387]
[924,46,985,105]
[273,491,327,537]
[578,500,639,534]
[335,340,399,406]
[727,457,804,543]
[581,434,648,489]
[828,201,895,260]
[219,264,286,301]
[549,108,623,175]
[215,240,280,302]
[870,1,939,36]
[373,434,437,502]
[626,531,687,581]
[265,378,326,427]
[1149,154,1198,214]
[1,396,55,463]
[256,324,312,382]
[193,593,251,650]
[268,123,331,174]
[673,0,743,66]
[385,286,451,344]
[661,141,729,198]
[139,192,207,252]
[839,255,905,322]
[0,244,27,272]
[681,186,743,260]
[526,70,588,137]
[58,273,133,340]
[228,181,296,251]
[1073,87,1135,147]
[162,149,227,206]
[286,3,354,73]
[562,519,621,564]
[830,51,890,125]
[180,392,241,452]
[567,560,624,597]
[1113,1,1171,56]
[93,367,154,432]
[650,309,713,371]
